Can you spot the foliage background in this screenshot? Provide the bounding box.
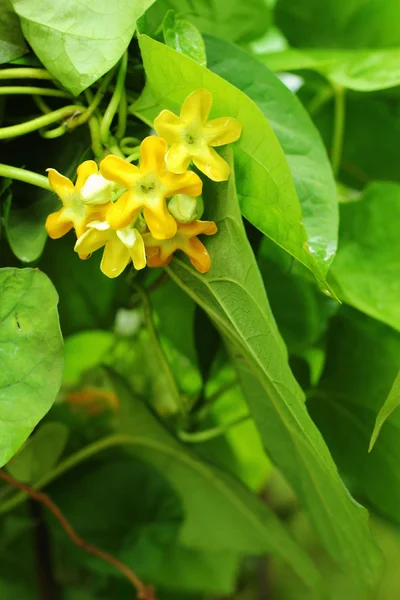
[1,0,400,598]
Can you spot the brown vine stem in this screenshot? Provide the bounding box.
[0,470,155,600]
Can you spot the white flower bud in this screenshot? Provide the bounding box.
[80,174,113,205]
[168,194,204,223]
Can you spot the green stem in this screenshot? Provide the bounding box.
[178,414,249,443]
[0,86,71,99]
[88,115,104,160]
[32,95,52,114]
[0,68,53,81]
[0,105,83,140]
[116,87,127,140]
[0,164,51,190]
[133,283,185,414]
[331,84,346,178]
[308,85,333,115]
[0,434,139,516]
[40,124,68,139]
[100,53,128,144]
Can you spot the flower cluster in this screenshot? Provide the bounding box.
[45,89,242,278]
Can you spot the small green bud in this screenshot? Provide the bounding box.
[168,194,204,223]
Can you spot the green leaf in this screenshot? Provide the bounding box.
[109,371,322,592]
[166,147,381,597]
[308,308,400,526]
[275,0,400,49]
[262,47,400,92]
[0,0,27,64]
[330,182,400,333]
[142,0,271,44]
[205,34,338,270]
[163,10,206,66]
[9,0,156,95]
[370,371,400,451]
[0,268,64,467]
[6,422,68,482]
[133,34,330,287]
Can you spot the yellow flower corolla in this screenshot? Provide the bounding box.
[144,220,218,274]
[45,160,112,240]
[74,220,146,278]
[154,89,242,182]
[100,136,202,240]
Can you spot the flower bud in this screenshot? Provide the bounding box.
[80,173,114,205]
[168,194,204,223]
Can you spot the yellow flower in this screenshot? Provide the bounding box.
[144,220,218,274]
[100,136,202,239]
[45,161,112,240]
[154,89,242,182]
[74,220,146,278]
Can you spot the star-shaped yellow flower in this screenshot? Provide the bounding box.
[154,89,242,182]
[100,136,202,240]
[74,220,146,278]
[45,161,112,240]
[144,220,217,274]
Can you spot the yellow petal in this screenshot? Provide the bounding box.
[162,170,203,197]
[192,147,230,182]
[47,169,74,201]
[153,110,182,144]
[185,237,211,273]
[100,238,131,278]
[178,220,218,237]
[180,89,212,124]
[128,229,146,270]
[165,143,192,174]
[75,160,98,191]
[139,136,168,175]
[74,227,108,257]
[100,155,139,189]
[45,208,73,239]
[143,205,177,240]
[106,191,141,230]
[204,117,242,147]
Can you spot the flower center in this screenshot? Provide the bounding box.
[135,173,160,199]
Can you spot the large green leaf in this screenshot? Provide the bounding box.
[0,0,27,64]
[262,47,400,92]
[370,370,400,451]
[330,183,400,333]
[10,0,156,95]
[109,371,322,592]
[162,10,206,66]
[0,268,64,467]
[205,34,338,270]
[166,147,381,598]
[133,34,330,287]
[142,0,270,44]
[275,0,400,49]
[308,308,400,526]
